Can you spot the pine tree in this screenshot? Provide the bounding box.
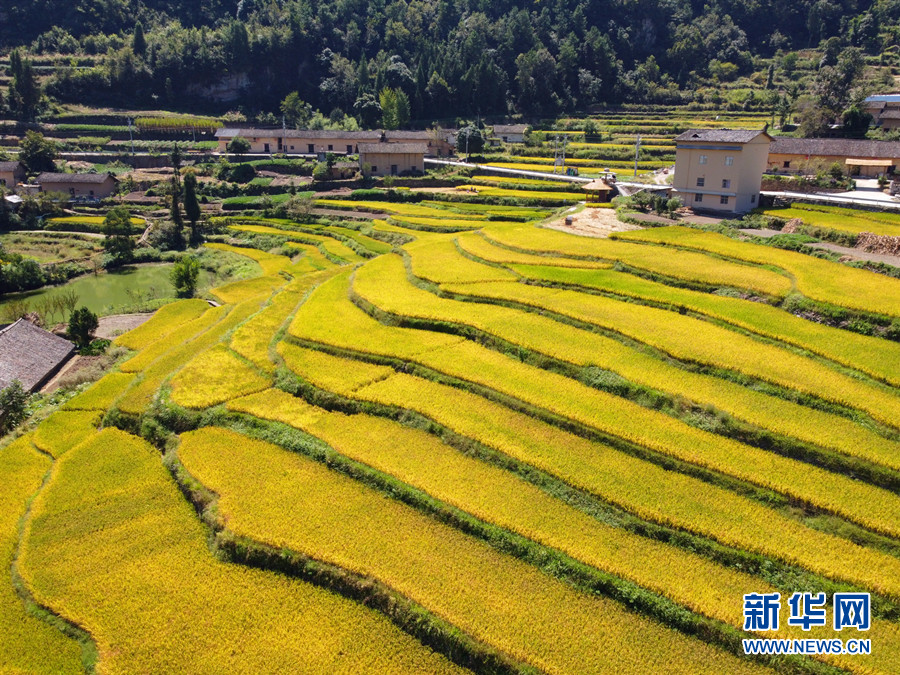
[133,22,147,57]
[183,169,202,245]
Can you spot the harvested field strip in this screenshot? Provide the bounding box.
[113,299,210,351]
[317,200,488,220]
[440,278,900,430]
[483,225,793,297]
[353,257,900,529]
[231,270,338,372]
[118,298,264,415]
[613,227,900,317]
[119,306,228,373]
[363,258,900,472]
[289,278,900,589]
[513,263,900,387]
[0,435,84,674]
[203,242,290,275]
[278,345,900,604]
[407,239,518,284]
[211,274,285,304]
[457,232,613,268]
[182,423,766,675]
[19,428,462,674]
[235,380,900,672]
[32,411,102,459]
[760,204,900,238]
[62,372,136,411]
[169,345,269,409]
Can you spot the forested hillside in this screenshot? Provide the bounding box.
[1,0,899,123]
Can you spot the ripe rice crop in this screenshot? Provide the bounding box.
[288,271,466,360]
[20,428,462,674]
[134,116,221,133]
[456,232,612,268]
[761,204,900,237]
[169,344,270,409]
[32,411,101,459]
[614,227,900,317]
[210,274,286,304]
[204,242,291,276]
[328,226,393,254]
[114,299,210,351]
[366,254,900,471]
[387,217,486,231]
[275,341,900,601]
[182,423,765,675]
[484,225,793,297]
[459,186,585,202]
[234,392,900,667]
[283,242,334,270]
[440,278,900,430]
[118,299,263,415]
[317,199,488,220]
[0,434,83,674]
[421,201,548,220]
[357,257,900,514]
[227,225,364,262]
[514,264,900,387]
[407,239,519,284]
[62,372,136,411]
[120,306,228,374]
[471,174,572,188]
[231,271,338,372]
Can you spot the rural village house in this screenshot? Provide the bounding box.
[672,129,771,214]
[35,172,119,198]
[215,128,456,157]
[0,161,26,188]
[357,142,427,177]
[0,318,74,393]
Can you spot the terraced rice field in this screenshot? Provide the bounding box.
[5,194,900,673]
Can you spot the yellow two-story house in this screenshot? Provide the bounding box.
[672,129,772,214]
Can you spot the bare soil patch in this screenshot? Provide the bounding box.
[96,313,152,339]
[545,207,642,238]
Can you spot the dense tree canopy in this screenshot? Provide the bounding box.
[1,0,894,124]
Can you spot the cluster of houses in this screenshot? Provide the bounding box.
[213,124,529,177]
[1,160,119,200]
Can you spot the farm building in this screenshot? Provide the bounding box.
[215,128,456,157]
[492,124,529,143]
[0,319,74,392]
[0,160,25,188]
[357,142,427,177]
[583,179,616,203]
[36,172,118,198]
[767,138,900,177]
[672,129,771,214]
[863,94,900,123]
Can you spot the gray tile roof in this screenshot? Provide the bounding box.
[358,142,428,155]
[215,127,382,140]
[769,137,900,158]
[493,124,529,134]
[675,129,770,143]
[37,172,117,184]
[0,161,23,172]
[0,319,74,392]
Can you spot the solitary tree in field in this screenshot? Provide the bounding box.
[183,169,202,245]
[171,255,200,298]
[67,307,98,350]
[168,144,185,249]
[102,206,135,266]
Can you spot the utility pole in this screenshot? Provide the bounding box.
[128,118,135,158]
[634,133,641,178]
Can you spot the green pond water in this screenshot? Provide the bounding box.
[1,263,212,316]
